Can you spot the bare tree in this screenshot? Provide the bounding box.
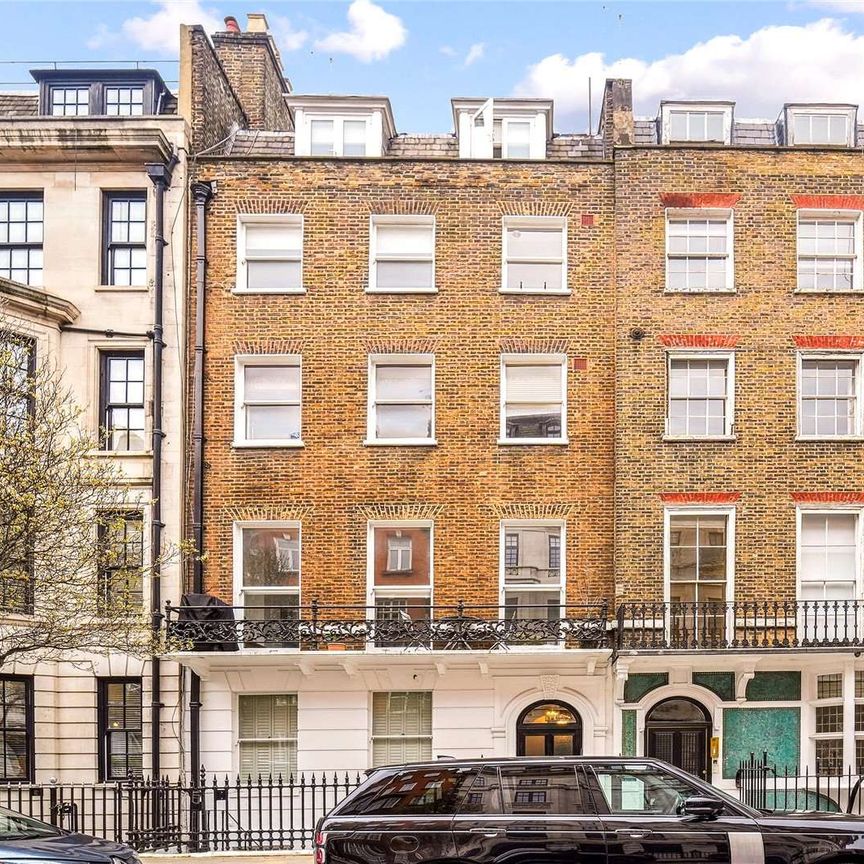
[0,326,171,667]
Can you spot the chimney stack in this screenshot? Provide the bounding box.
[599,79,634,154]
[223,16,241,33]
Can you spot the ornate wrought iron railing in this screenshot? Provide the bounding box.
[616,600,864,651]
[165,600,610,652]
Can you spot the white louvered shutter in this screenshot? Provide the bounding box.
[239,694,297,779]
[372,692,432,767]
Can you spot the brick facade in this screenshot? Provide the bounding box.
[194,157,616,609]
[614,146,864,603]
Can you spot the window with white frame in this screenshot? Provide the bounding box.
[666,210,733,292]
[370,523,432,637]
[797,212,862,292]
[500,356,566,443]
[500,522,564,622]
[369,217,435,292]
[798,355,862,438]
[789,110,854,147]
[236,523,301,624]
[667,512,731,606]
[371,692,432,767]
[856,671,864,773]
[309,116,368,157]
[502,217,567,293]
[814,673,844,773]
[238,694,297,779]
[493,118,532,159]
[367,355,434,443]
[662,105,732,144]
[235,356,301,446]
[667,353,734,437]
[799,512,859,604]
[50,87,89,116]
[237,216,303,293]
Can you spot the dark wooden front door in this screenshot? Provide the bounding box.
[645,697,712,781]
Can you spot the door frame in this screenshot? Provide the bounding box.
[516,699,583,756]
[644,696,712,782]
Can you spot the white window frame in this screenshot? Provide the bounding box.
[665,208,735,293]
[235,214,304,295]
[660,103,733,145]
[234,354,303,448]
[307,114,372,157]
[497,116,535,159]
[663,507,736,605]
[233,520,302,609]
[366,354,436,446]
[665,350,735,440]
[786,107,857,147]
[796,506,863,603]
[796,209,863,293]
[368,215,436,294]
[499,353,568,445]
[235,692,299,779]
[498,519,566,625]
[501,216,568,295]
[370,691,433,768]
[796,351,864,440]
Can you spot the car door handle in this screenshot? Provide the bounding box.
[469,827,503,837]
[614,829,653,839]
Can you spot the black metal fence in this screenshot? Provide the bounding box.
[616,600,864,651]
[166,601,610,652]
[0,771,362,852]
[737,752,864,815]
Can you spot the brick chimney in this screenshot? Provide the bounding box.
[211,13,293,131]
[599,79,633,154]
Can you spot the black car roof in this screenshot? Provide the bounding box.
[368,756,666,772]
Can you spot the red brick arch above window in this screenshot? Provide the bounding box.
[660,492,741,505]
[791,194,864,211]
[793,335,864,350]
[660,193,741,209]
[659,334,739,348]
[791,492,864,504]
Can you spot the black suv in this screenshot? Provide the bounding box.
[315,757,864,863]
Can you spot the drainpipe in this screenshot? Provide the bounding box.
[189,181,214,784]
[145,154,178,780]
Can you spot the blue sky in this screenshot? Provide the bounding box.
[2,0,864,133]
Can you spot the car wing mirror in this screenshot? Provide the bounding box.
[681,796,725,820]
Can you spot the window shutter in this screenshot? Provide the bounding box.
[530,111,546,159]
[376,224,434,256]
[470,99,494,159]
[506,364,562,401]
[245,224,301,258]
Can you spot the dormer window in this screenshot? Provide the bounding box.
[786,106,857,147]
[660,103,733,144]
[32,70,168,117]
[288,97,395,159]
[454,98,551,160]
[309,117,368,157]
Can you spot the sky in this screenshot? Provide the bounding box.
[2,0,864,134]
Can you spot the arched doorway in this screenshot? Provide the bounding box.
[645,697,712,781]
[516,700,582,757]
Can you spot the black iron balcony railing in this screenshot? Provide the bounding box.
[616,600,864,651]
[165,601,610,652]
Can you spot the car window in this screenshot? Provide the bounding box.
[500,764,585,815]
[0,807,61,840]
[458,766,502,814]
[338,766,477,816]
[591,765,707,816]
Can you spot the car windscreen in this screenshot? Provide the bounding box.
[336,766,477,816]
[0,807,62,840]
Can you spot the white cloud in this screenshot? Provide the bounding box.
[271,15,308,53]
[315,0,406,63]
[464,42,485,67]
[439,45,457,58]
[89,0,222,55]
[515,19,864,130]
